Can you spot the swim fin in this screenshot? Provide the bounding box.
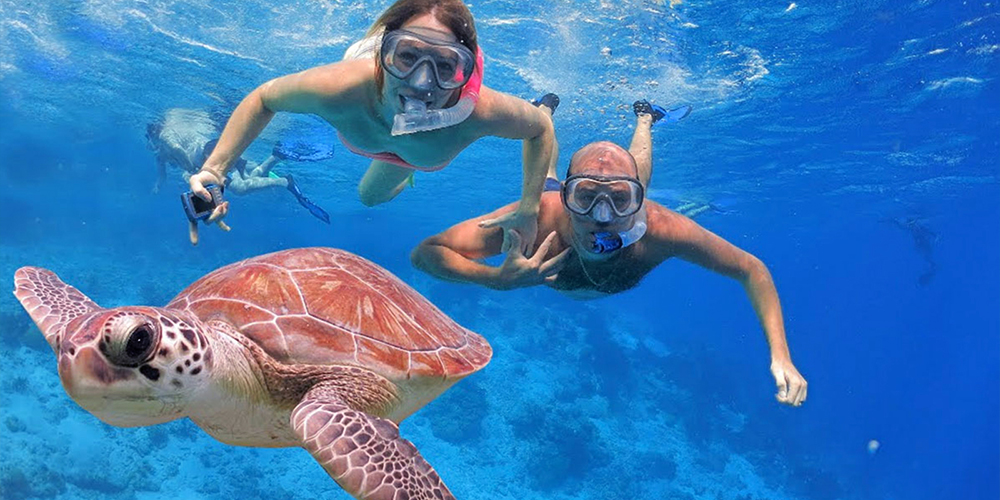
[531,93,560,115]
[660,104,692,124]
[285,174,330,224]
[633,100,691,125]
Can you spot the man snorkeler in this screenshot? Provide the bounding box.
[411,99,808,407]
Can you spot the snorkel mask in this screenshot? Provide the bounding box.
[561,174,648,254]
[378,28,484,136]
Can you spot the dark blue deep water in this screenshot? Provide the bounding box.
[1,1,997,499]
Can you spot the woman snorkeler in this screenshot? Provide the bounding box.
[186,0,555,248]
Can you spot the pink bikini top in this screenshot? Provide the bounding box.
[337,130,448,172]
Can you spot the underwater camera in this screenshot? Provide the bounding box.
[180,184,224,223]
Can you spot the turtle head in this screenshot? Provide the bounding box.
[60,307,218,427]
[13,267,214,427]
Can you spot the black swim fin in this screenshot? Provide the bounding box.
[285,174,330,224]
[531,93,560,115]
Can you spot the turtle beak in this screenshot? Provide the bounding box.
[58,346,174,427]
[59,345,135,406]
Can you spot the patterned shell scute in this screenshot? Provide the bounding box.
[166,248,490,380]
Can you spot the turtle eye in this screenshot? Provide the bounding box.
[126,327,154,359]
[103,321,159,368]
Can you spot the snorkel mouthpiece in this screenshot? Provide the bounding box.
[591,232,624,253]
[391,93,477,136]
[589,209,648,254]
[403,96,428,115]
[393,97,430,135]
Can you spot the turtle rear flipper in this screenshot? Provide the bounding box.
[292,384,455,500]
[13,267,102,353]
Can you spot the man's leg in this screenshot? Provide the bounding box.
[536,104,560,180]
[628,114,654,189]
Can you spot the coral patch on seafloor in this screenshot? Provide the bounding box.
[509,402,610,491]
[426,378,489,444]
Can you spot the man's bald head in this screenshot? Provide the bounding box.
[566,141,639,179]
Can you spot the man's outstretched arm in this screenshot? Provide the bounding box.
[412,202,570,291]
[650,211,808,407]
[411,205,511,287]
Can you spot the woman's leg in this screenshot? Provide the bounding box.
[251,155,281,177]
[227,173,288,195]
[358,160,415,207]
[628,114,654,189]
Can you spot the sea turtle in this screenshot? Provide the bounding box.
[13,247,491,499]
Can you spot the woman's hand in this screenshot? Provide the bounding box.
[187,170,231,246]
[478,208,539,256]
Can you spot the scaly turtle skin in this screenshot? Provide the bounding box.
[13,247,491,500]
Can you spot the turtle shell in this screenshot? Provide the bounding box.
[166,248,490,381]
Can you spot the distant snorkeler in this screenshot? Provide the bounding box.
[886,216,938,285]
[672,200,729,219]
[146,108,332,223]
[412,98,808,407]
[186,0,556,248]
[645,187,736,220]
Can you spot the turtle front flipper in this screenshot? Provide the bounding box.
[13,267,102,353]
[292,383,455,500]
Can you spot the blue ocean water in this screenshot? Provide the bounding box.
[1,0,998,499]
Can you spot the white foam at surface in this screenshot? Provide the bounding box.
[926,76,985,90]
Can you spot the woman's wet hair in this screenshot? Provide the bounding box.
[368,0,478,96]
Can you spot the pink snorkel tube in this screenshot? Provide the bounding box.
[390,47,484,136]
